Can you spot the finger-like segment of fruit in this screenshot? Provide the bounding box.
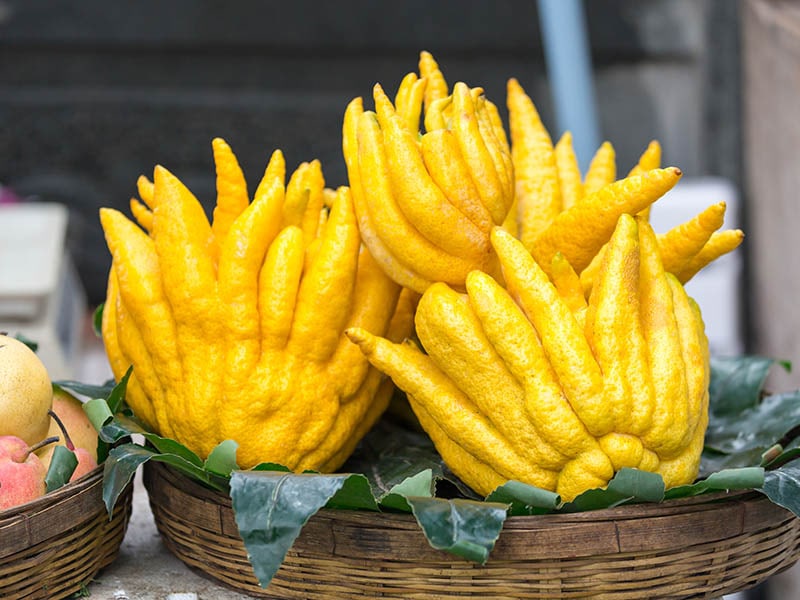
[636,220,689,456]
[465,271,597,459]
[408,393,511,496]
[218,179,285,379]
[583,141,617,197]
[129,198,153,232]
[555,132,583,210]
[374,85,490,262]
[416,283,564,469]
[507,78,562,247]
[328,249,403,398]
[550,252,587,314]
[137,175,154,208]
[255,149,286,199]
[585,215,653,437]
[473,90,514,208]
[628,140,662,221]
[342,98,432,293]
[419,50,449,111]
[420,129,493,232]
[656,397,709,489]
[345,328,556,490]
[423,95,452,133]
[258,226,304,352]
[356,110,475,289]
[658,202,727,275]
[556,449,616,501]
[530,167,682,276]
[674,229,745,284]
[288,187,360,363]
[491,228,605,434]
[211,137,250,259]
[394,72,426,133]
[452,82,508,226]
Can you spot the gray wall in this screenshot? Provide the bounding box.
[0,0,741,306]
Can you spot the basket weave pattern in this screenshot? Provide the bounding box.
[144,461,800,599]
[0,466,133,600]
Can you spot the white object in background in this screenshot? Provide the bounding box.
[0,203,87,379]
[648,176,744,357]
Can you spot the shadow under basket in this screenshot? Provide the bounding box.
[0,465,133,600]
[144,460,800,599]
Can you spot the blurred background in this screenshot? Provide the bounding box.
[0,0,798,597]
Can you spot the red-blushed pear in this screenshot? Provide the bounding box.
[38,389,99,472]
[0,434,59,511]
[47,409,98,482]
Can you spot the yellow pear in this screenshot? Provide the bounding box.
[0,334,53,446]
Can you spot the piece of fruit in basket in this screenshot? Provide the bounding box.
[37,388,99,474]
[0,333,54,447]
[347,214,709,502]
[342,51,513,294]
[44,405,98,481]
[0,434,58,510]
[100,138,416,472]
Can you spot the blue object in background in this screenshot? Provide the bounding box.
[537,0,601,173]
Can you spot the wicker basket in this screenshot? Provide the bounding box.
[0,465,133,600]
[144,460,800,599]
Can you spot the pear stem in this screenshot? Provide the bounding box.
[48,409,75,451]
[18,435,60,462]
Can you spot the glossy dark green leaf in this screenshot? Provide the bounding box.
[379,469,434,512]
[252,462,291,472]
[705,391,800,455]
[563,468,665,512]
[709,355,788,415]
[203,440,239,477]
[44,445,78,493]
[326,473,380,511]
[106,367,132,413]
[53,379,117,402]
[142,431,204,467]
[406,496,508,564]
[485,480,561,516]
[229,470,356,588]
[664,467,765,500]
[760,461,800,517]
[102,443,154,515]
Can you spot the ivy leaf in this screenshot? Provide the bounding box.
[760,461,800,517]
[44,445,78,493]
[406,496,508,565]
[230,470,360,587]
[485,480,561,516]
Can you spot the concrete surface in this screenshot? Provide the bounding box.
[85,471,254,600]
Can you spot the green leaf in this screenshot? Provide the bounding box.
[705,391,800,457]
[103,443,154,514]
[142,431,204,467]
[203,440,239,477]
[709,355,786,415]
[54,379,116,401]
[406,496,508,564]
[664,467,765,500]
[760,461,800,517]
[230,470,357,588]
[83,397,114,432]
[106,367,132,414]
[564,468,665,512]
[45,446,78,493]
[485,480,561,516]
[326,473,380,511]
[92,303,104,338]
[379,469,434,512]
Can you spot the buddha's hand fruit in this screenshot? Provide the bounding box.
[0,334,53,447]
[347,214,709,502]
[342,51,513,294]
[100,139,414,472]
